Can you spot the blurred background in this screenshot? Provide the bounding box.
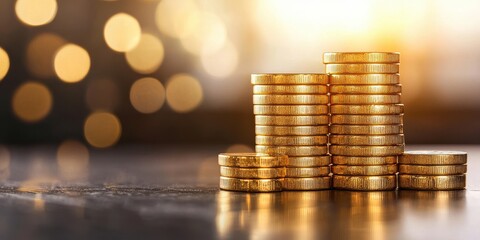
[1,0,480,154]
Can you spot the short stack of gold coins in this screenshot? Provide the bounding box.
[252,74,331,190]
[324,52,404,191]
[218,153,287,192]
[398,151,467,190]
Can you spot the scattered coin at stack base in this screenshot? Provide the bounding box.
[325,52,402,191]
[252,73,331,190]
[398,150,467,190]
[218,153,287,192]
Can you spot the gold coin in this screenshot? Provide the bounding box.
[255,115,329,126]
[398,164,467,175]
[330,134,404,145]
[256,135,328,146]
[330,74,400,85]
[253,95,328,105]
[286,167,330,177]
[399,150,467,165]
[332,156,397,165]
[330,85,402,94]
[333,175,396,191]
[330,145,404,156]
[256,125,329,136]
[220,166,286,179]
[253,85,328,94]
[323,52,400,63]
[331,94,401,104]
[326,63,399,74]
[288,156,331,167]
[330,125,403,135]
[332,164,398,175]
[398,174,466,190]
[256,145,328,156]
[218,153,288,167]
[254,105,328,115]
[219,177,283,192]
[331,115,403,125]
[251,74,328,85]
[283,177,331,190]
[330,104,404,115]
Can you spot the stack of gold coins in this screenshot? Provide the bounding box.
[324,52,404,191]
[398,151,467,190]
[218,153,287,192]
[252,74,331,190]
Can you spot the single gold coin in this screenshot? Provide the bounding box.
[288,156,331,167]
[332,164,398,176]
[253,105,328,115]
[333,175,397,191]
[253,95,328,105]
[253,85,328,94]
[255,115,329,126]
[219,177,283,192]
[398,174,466,190]
[256,135,328,146]
[323,52,400,63]
[218,153,288,167]
[332,156,397,165]
[330,85,402,94]
[330,145,404,156]
[330,134,404,146]
[326,63,399,74]
[283,177,331,190]
[220,166,286,179]
[286,167,330,177]
[256,145,328,156]
[330,104,404,115]
[399,150,468,165]
[398,164,467,175]
[330,125,403,135]
[331,94,401,104]
[251,74,328,85]
[331,115,403,125]
[256,125,329,136]
[330,74,400,85]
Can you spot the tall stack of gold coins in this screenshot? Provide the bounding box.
[398,151,467,190]
[218,153,287,192]
[324,52,404,191]
[252,74,331,190]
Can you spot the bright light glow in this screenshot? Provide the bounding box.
[57,140,89,181]
[85,79,120,111]
[54,44,91,83]
[0,48,9,81]
[104,13,141,52]
[201,40,238,78]
[15,0,57,26]
[130,77,165,114]
[84,112,122,148]
[125,33,165,74]
[26,33,65,78]
[180,12,227,55]
[155,0,199,38]
[12,82,53,123]
[166,74,203,113]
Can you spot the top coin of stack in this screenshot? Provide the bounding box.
[325,52,403,191]
[252,74,331,190]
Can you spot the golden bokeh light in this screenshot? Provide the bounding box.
[26,33,65,78]
[130,77,165,114]
[57,140,89,181]
[0,145,11,181]
[155,0,199,38]
[85,78,120,111]
[104,13,141,52]
[180,12,227,55]
[84,112,122,148]
[166,74,203,113]
[201,41,239,78]
[12,82,53,123]
[0,47,10,81]
[125,33,165,74]
[225,144,254,153]
[54,44,91,83]
[15,0,57,26]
